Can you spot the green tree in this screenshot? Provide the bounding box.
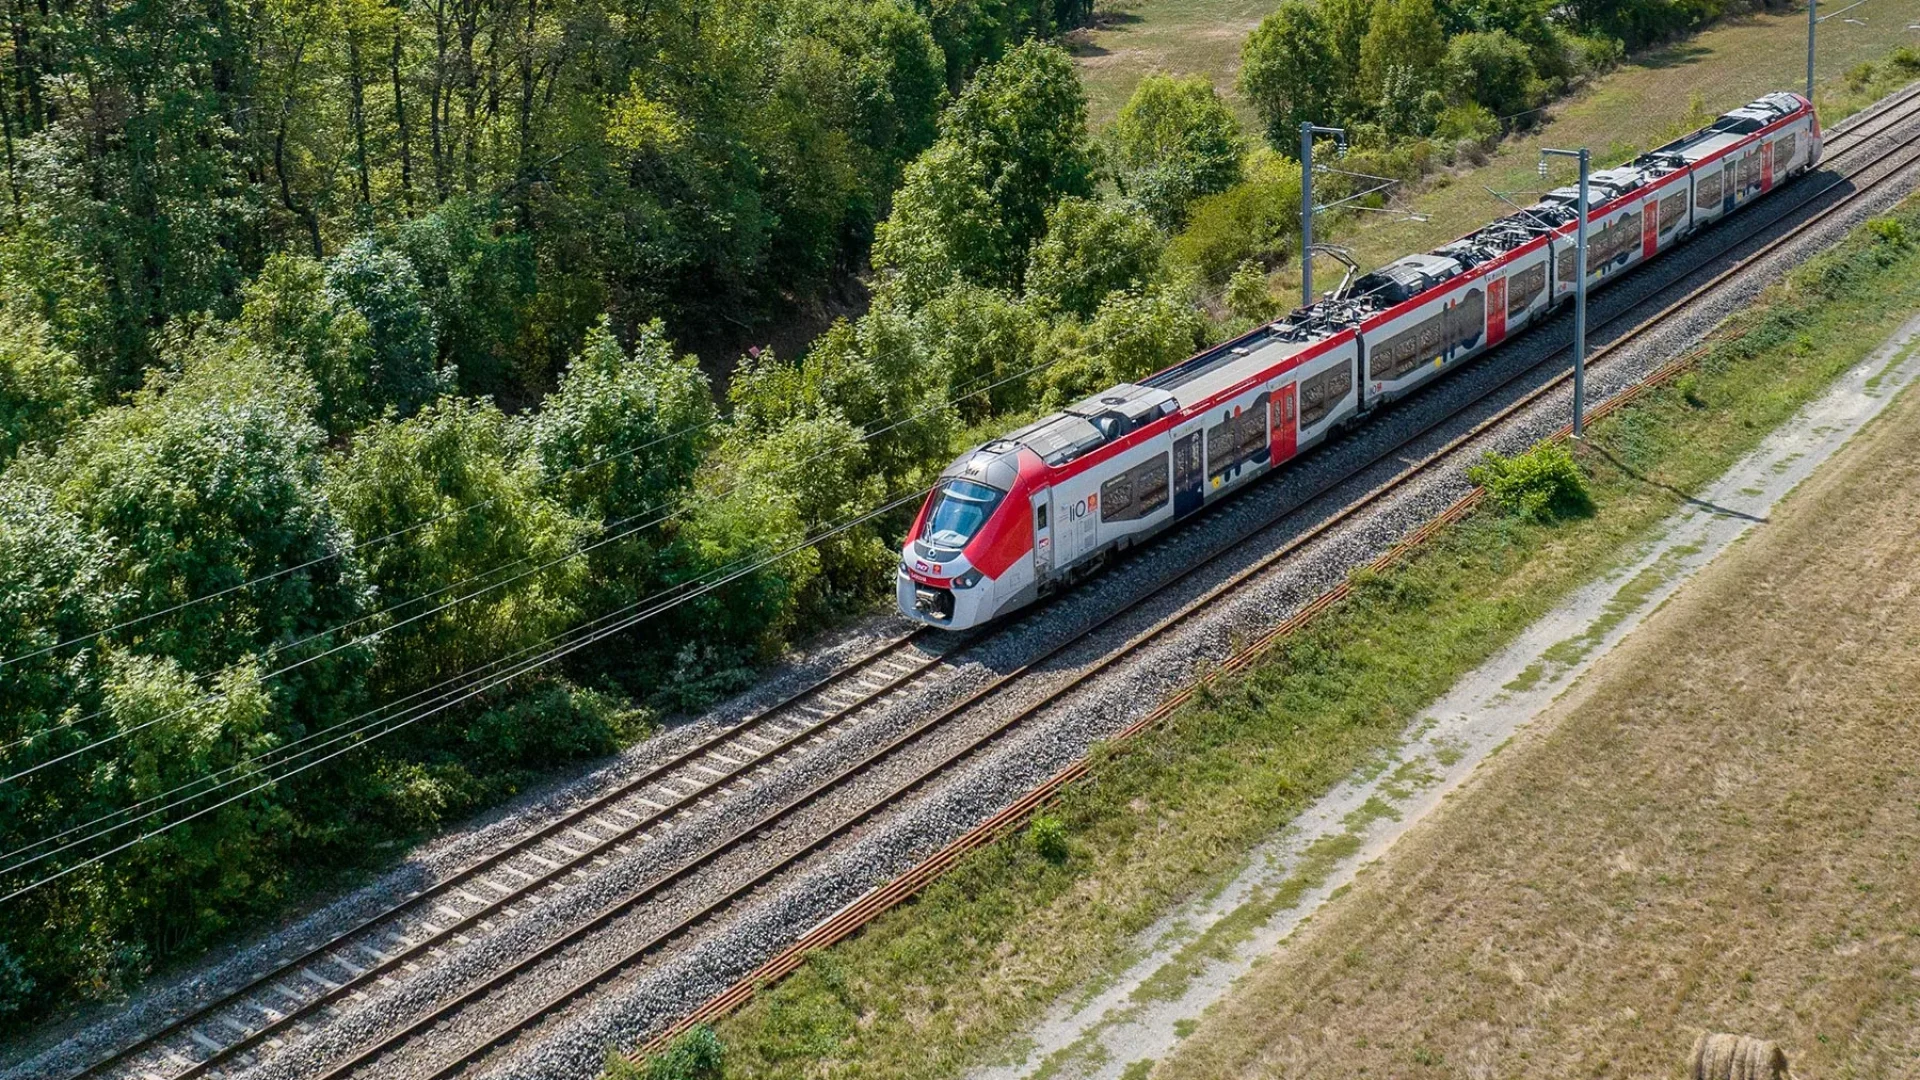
[1169,150,1304,286]
[1110,74,1245,229]
[1442,30,1539,120]
[1240,2,1339,145]
[1024,197,1166,319]
[870,140,1005,303]
[48,336,371,692]
[1358,0,1446,105]
[912,283,1045,420]
[239,254,378,437]
[324,237,451,421]
[325,397,592,693]
[523,316,716,682]
[1034,287,1204,406]
[874,41,1095,297]
[0,309,93,461]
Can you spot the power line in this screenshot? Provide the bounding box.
[0,411,724,671]
[0,485,931,903]
[1,351,1053,776]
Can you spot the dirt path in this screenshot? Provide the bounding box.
[1145,321,1920,1078]
[969,314,1920,1080]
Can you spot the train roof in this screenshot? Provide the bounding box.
[961,91,1807,477]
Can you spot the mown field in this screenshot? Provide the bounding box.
[675,192,1920,1079]
[1075,0,1920,297]
[1159,276,1920,1080]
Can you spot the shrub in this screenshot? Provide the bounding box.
[1443,30,1537,119]
[608,1025,725,1080]
[1169,150,1302,286]
[1028,814,1071,863]
[1024,197,1166,318]
[1225,259,1281,322]
[1110,74,1245,229]
[1433,103,1500,147]
[1467,442,1593,523]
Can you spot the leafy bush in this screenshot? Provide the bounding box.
[1443,30,1537,119]
[1028,814,1071,863]
[1169,150,1303,286]
[1468,443,1594,523]
[1434,103,1500,147]
[1024,197,1166,318]
[1110,74,1245,229]
[0,308,92,461]
[1225,259,1281,323]
[607,1025,725,1080]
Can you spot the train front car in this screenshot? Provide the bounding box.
[899,444,1044,629]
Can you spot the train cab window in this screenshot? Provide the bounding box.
[1036,503,1048,529]
[922,479,1006,550]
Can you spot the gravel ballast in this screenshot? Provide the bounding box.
[17,95,1920,1080]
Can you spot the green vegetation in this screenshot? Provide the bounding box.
[691,196,1920,1080]
[0,16,1212,1028]
[3,0,1914,1040]
[1469,442,1595,523]
[608,1026,726,1080]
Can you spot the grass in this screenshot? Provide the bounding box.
[1073,0,1920,298]
[1156,252,1920,1080]
[654,197,1920,1077]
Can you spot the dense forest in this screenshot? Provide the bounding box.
[0,0,1782,1029]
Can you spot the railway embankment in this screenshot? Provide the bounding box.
[685,190,1920,1080]
[1151,240,1920,1080]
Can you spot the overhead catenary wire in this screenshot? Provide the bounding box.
[0,348,1069,864]
[0,349,1057,777]
[0,411,726,671]
[0,484,935,900]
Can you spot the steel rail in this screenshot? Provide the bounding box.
[329,95,1920,1080]
[66,628,952,1080]
[64,84,1920,1080]
[632,90,1920,1059]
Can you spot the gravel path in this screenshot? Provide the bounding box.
[18,90,1920,1080]
[965,307,1920,1080]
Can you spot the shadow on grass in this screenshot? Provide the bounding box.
[1582,441,1771,523]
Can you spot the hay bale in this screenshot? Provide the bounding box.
[1688,1032,1793,1080]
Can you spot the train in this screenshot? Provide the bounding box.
[900,91,1821,630]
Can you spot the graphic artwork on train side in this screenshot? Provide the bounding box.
[900,91,1821,629]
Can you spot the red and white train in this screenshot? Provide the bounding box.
[900,91,1821,629]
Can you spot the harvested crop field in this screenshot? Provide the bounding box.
[1158,348,1920,1077]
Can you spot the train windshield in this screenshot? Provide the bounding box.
[922,479,1005,549]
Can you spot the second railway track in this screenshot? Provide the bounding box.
[49,79,1920,1080]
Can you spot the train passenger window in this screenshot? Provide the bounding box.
[922,479,1006,549]
[1206,416,1236,477]
[1695,170,1722,210]
[1237,401,1269,459]
[1299,363,1353,428]
[1101,455,1170,523]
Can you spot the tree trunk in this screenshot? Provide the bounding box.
[430,0,450,198]
[347,29,371,205]
[391,28,413,205]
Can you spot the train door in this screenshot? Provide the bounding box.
[1029,488,1053,581]
[1172,430,1204,518]
[1270,382,1298,464]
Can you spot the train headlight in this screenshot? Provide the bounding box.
[952,569,984,589]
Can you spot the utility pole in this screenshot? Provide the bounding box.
[1808,0,1817,99]
[1541,147,1590,438]
[1299,121,1347,307]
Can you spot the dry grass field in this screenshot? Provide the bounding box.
[1157,371,1920,1077]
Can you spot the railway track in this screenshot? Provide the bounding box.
[64,629,961,1080]
[57,82,1920,1080]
